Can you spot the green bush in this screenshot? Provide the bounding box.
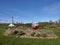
[31,32,35,36]
[13,30,18,35]
[36,33,41,37]
[19,31,25,35]
[42,33,47,37]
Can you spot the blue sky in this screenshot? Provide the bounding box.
[0,0,60,23]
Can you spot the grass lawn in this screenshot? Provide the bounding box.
[0,24,60,45]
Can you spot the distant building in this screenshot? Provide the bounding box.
[9,23,15,27]
[9,17,15,27]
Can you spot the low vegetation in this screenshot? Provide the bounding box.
[31,32,35,36]
[19,31,25,35]
[36,33,41,37]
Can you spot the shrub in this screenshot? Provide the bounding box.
[19,31,25,35]
[36,33,41,37]
[42,33,47,37]
[31,32,35,36]
[13,30,18,35]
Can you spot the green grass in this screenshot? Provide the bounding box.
[0,24,60,45]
